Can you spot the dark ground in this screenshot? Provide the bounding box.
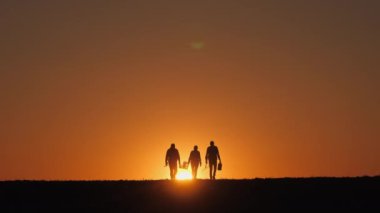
[1,177,379,212]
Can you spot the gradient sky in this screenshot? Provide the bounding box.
[1,0,379,180]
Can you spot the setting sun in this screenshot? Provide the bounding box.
[176,170,192,180]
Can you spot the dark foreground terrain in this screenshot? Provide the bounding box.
[1,177,379,212]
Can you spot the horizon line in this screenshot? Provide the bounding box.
[1,175,379,182]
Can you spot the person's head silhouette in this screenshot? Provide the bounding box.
[210,141,214,146]
[170,143,175,149]
[194,145,198,151]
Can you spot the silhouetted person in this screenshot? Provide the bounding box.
[205,141,221,180]
[165,143,181,180]
[188,145,202,179]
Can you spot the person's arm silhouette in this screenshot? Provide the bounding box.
[217,147,221,163]
[198,151,202,167]
[205,147,209,166]
[188,152,192,165]
[177,149,181,168]
[165,150,169,166]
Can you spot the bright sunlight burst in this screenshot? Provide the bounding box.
[176,170,192,180]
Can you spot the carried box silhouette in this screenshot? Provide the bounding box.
[218,162,222,171]
[181,161,189,169]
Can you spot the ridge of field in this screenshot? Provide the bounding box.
[1,177,379,212]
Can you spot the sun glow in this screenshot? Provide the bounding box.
[176,170,192,180]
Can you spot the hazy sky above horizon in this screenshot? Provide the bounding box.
[1,0,379,180]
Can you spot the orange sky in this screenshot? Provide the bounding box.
[0,0,379,180]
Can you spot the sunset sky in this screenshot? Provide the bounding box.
[0,0,379,180]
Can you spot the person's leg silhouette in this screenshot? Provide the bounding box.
[169,164,177,180]
[192,164,198,179]
[209,163,215,180]
[212,164,216,179]
[209,161,217,180]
